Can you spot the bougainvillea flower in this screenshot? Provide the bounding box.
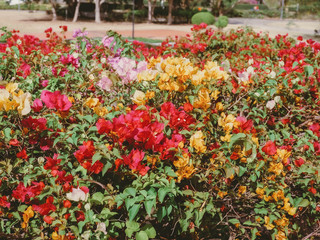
[31,98,43,112]
[12,182,45,203]
[33,196,56,216]
[16,147,28,160]
[44,215,54,224]
[262,141,277,156]
[190,131,207,153]
[21,206,34,228]
[66,187,88,202]
[294,158,304,167]
[0,196,10,208]
[75,211,85,222]
[40,90,72,112]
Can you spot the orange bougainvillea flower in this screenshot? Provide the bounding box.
[21,206,34,228]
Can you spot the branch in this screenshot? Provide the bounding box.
[78,178,115,199]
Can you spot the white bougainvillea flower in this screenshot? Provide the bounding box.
[66,187,88,202]
[266,100,276,110]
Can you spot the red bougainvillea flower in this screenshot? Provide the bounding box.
[9,139,20,146]
[40,90,72,112]
[12,182,45,203]
[16,147,28,160]
[0,196,10,208]
[44,154,61,170]
[44,215,54,224]
[33,196,56,216]
[262,141,277,156]
[75,211,85,222]
[63,200,72,208]
[122,149,150,176]
[294,158,304,167]
[17,63,31,78]
[21,116,47,131]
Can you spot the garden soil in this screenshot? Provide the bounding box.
[0,10,319,40]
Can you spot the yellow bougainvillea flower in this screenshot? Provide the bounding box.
[85,97,100,108]
[173,152,190,168]
[132,90,146,105]
[268,162,283,176]
[220,133,232,142]
[264,216,275,230]
[275,230,287,240]
[238,186,247,196]
[6,82,19,93]
[276,149,291,165]
[282,198,296,216]
[21,206,34,228]
[217,191,228,199]
[193,88,211,110]
[256,187,265,199]
[191,70,206,86]
[190,130,207,153]
[176,165,195,182]
[52,231,65,240]
[0,89,10,110]
[211,89,220,100]
[274,215,289,228]
[272,189,285,202]
[145,91,155,100]
[204,61,228,81]
[215,102,224,111]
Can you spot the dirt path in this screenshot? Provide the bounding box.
[0,10,319,40]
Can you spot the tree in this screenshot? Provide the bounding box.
[210,0,240,16]
[147,0,157,23]
[167,0,173,24]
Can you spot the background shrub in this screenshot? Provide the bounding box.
[215,15,229,29]
[191,11,215,25]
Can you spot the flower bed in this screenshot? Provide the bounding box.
[0,24,319,240]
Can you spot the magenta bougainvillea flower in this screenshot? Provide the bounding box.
[40,90,72,112]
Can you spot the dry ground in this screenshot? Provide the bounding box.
[0,10,319,40]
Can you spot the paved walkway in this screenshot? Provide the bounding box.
[0,10,319,40]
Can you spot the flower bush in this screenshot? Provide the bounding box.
[0,24,320,240]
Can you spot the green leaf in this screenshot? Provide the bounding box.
[144,200,154,216]
[101,162,112,176]
[297,199,310,207]
[228,218,240,225]
[92,152,102,164]
[141,224,156,238]
[125,188,136,197]
[304,65,314,77]
[11,46,19,57]
[229,133,246,147]
[91,192,104,205]
[158,187,170,203]
[113,148,122,159]
[129,204,140,221]
[135,231,149,240]
[164,166,177,177]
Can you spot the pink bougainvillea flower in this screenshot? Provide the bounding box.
[40,90,72,112]
[262,141,277,156]
[31,98,43,112]
[17,63,31,78]
[97,76,113,91]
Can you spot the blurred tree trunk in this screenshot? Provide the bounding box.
[167,0,173,24]
[50,0,57,21]
[72,0,80,22]
[95,0,101,23]
[147,0,156,23]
